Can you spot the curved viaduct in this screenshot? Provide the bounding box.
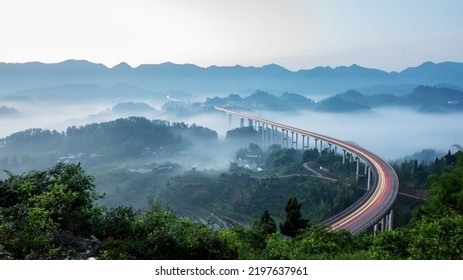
[215,107,399,235]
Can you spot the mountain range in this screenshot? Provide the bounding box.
[0,60,462,99]
[203,86,463,113]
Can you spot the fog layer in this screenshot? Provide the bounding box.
[180,108,463,161]
[1,101,462,161]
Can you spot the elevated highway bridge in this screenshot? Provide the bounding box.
[215,107,399,234]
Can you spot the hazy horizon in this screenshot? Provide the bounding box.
[2,58,460,74]
[1,0,462,72]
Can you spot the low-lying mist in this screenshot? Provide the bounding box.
[1,101,462,162]
[178,108,463,161]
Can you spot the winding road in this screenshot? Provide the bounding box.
[216,107,399,234]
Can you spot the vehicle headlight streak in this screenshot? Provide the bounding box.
[215,107,399,234]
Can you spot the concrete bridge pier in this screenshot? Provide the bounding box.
[388,209,394,230]
[356,157,360,181]
[271,126,275,145]
[367,166,371,191]
[285,130,289,148]
[374,209,394,236]
[381,217,386,233]
[301,135,306,153]
[328,143,332,154]
[342,149,346,164]
[315,139,319,152]
[240,118,244,128]
[292,132,298,149]
[281,129,288,147]
[228,114,232,126]
[261,124,266,147]
[281,130,284,147]
[248,119,253,127]
[291,131,294,149]
[266,125,271,146]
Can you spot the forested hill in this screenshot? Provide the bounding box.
[204,86,463,113]
[0,117,217,159]
[0,150,461,260]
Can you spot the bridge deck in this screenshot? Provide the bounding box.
[215,107,399,234]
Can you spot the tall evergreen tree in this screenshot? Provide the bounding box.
[258,209,277,235]
[280,197,309,238]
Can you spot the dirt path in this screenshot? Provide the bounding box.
[302,162,338,182]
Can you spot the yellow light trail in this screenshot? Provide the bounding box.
[215,107,399,234]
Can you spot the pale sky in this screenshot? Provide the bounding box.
[0,0,462,71]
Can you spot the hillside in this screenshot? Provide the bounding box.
[1,149,461,260]
[313,86,463,113]
[0,116,217,169]
[201,85,463,113]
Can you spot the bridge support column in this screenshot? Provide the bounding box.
[281,129,285,147]
[240,118,244,128]
[342,149,346,164]
[228,114,232,126]
[315,139,318,152]
[291,132,298,149]
[381,217,385,233]
[328,143,332,154]
[248,119,253,127]
[261,124,265,147]
[301,135,306,153]
[367,166,371,191]
[272,127,275,145]
[286,130,289,148]
[356,157,360,181]
[291,131,294,149]
[281,129,288,147]
[320,140,323,152]
[334,145,337,155]
[373,224,378,237]
[268,126,271,145]
[388,209,394,230]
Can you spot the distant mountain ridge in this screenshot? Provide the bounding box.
[202,86,463,113]
[1,60,462,97]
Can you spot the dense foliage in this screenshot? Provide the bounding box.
[0,163,101,259]
[1,149,462,259]
[390,150,460,226]
[0,117,217,172]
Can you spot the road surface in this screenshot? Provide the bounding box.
[215,107,399,234]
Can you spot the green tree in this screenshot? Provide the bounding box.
[0,162,102,259]
[408,213,463,259]
[427,151,463,215]
[280,197,309,238]
[257,209,277,236]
